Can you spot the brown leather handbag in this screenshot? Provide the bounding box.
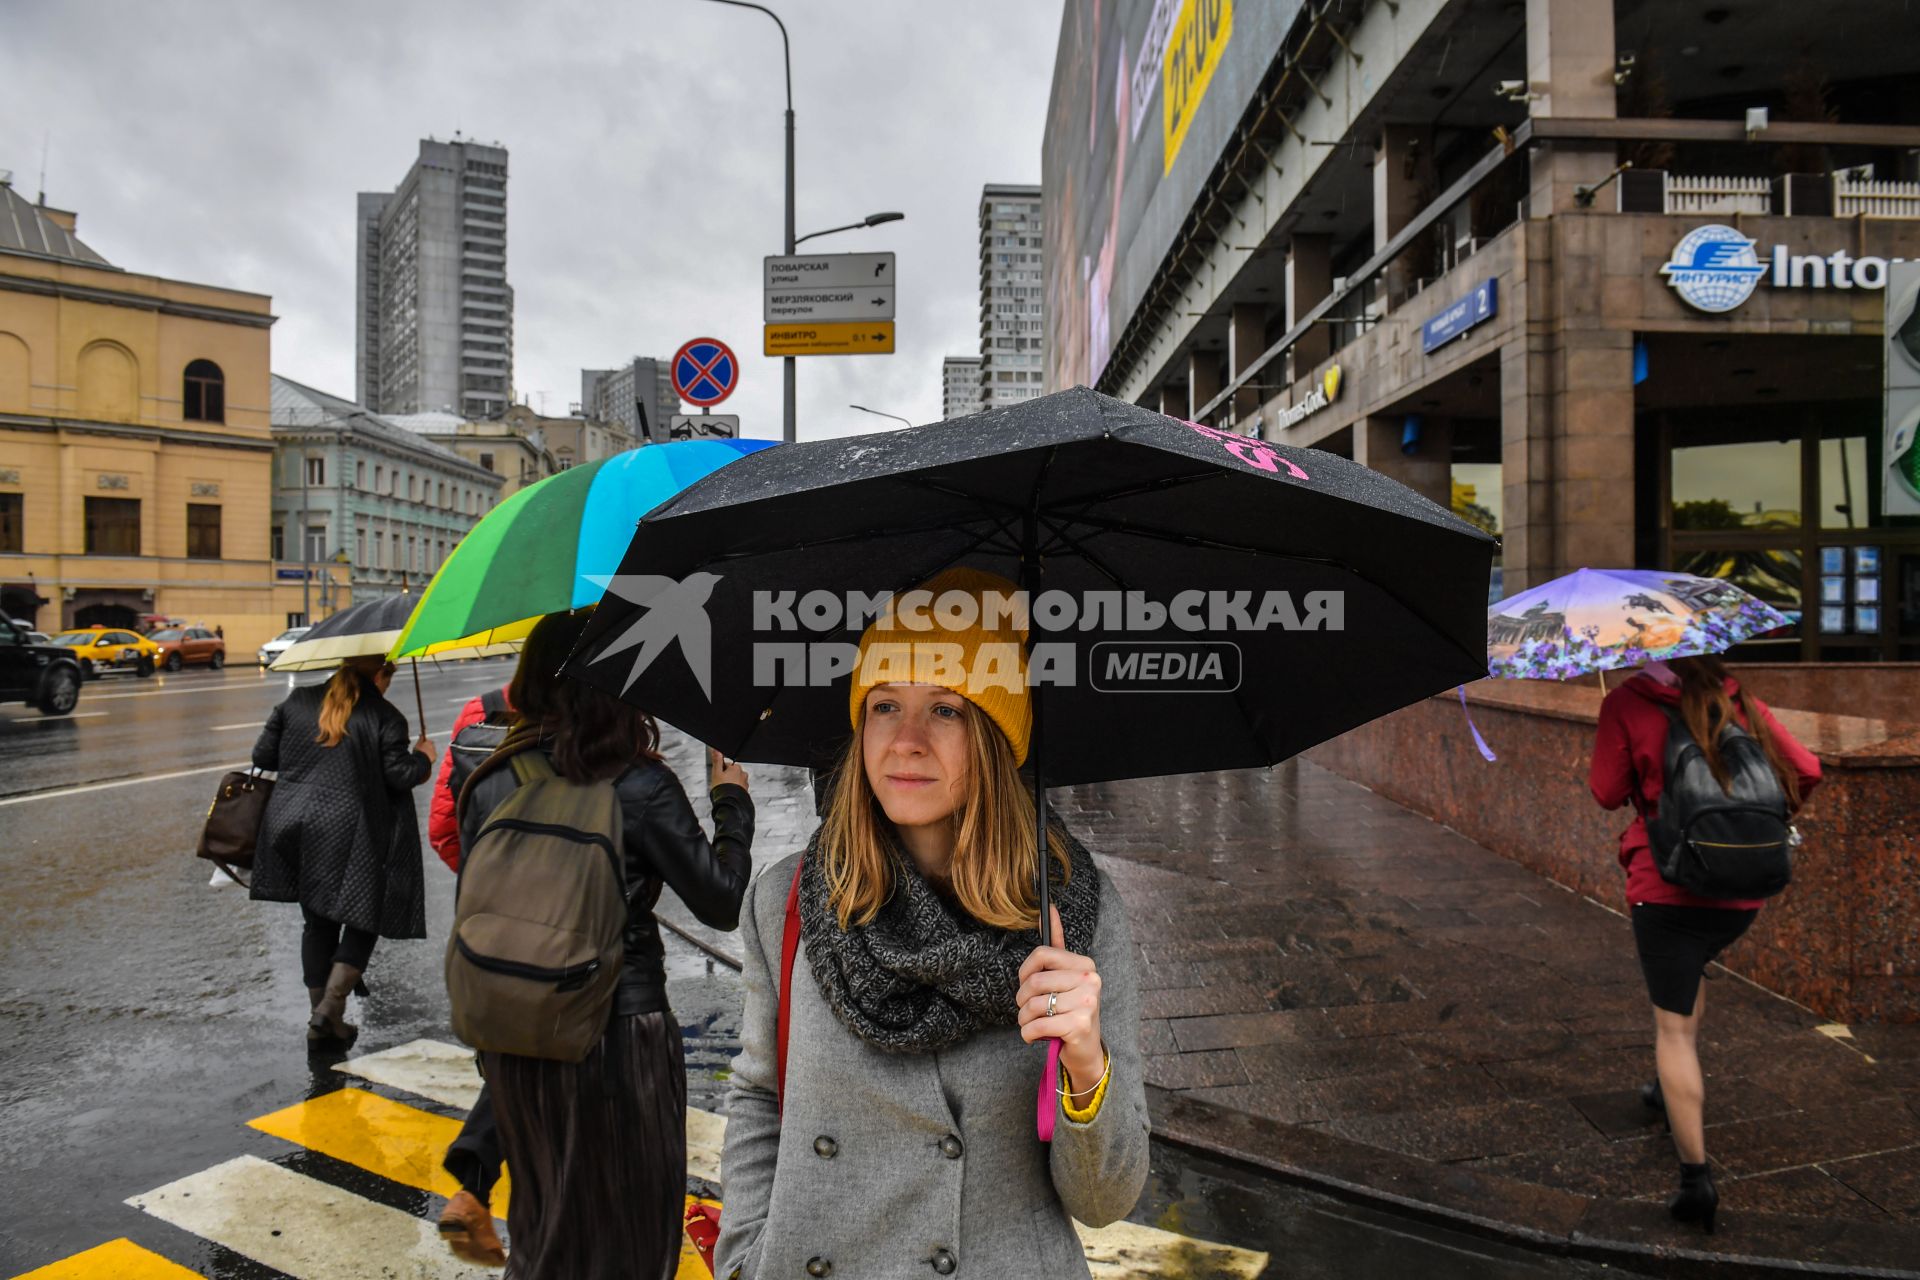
[196,768,274,887]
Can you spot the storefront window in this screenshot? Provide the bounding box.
[1820,436,1871,530]
[1451,463,1502,537]
[1672,546,1803,612]
[1671,439,1800,531]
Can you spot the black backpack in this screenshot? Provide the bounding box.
[449,688,513,803]
[1644,703,1795,900]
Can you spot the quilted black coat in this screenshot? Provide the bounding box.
[249,676,433,938]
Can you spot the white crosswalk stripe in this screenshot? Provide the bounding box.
[128,1154,495,1280]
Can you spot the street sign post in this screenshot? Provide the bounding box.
[671,338,740,407]
[764,323,897,357]
[764,254,897,353]
[668,414,741,440]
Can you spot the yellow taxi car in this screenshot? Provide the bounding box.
[47,626,162,679]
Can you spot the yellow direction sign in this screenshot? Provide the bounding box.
[764,321,896,357]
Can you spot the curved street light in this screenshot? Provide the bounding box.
[849,404,913,429]
[797,211,905,246]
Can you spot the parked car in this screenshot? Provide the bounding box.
[257,626,311,668]
[149,626,226,671]
[0,616,83,714]
[48,627,161,679]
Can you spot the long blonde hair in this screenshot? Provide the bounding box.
[316,655,392,747]
[820,699,1069,932]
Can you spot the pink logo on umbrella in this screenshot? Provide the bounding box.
[1179,419,1310,481]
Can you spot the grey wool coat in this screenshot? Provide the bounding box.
[716,850,1150,1280]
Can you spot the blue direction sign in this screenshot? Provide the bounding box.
[672,338,740,407]
[1421,278,1498,355]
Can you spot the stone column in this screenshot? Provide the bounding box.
[1229,303,1267,429]
[1355,413,1454,507]
[1499,328,1635,592]
[1500,338,1549,593]
[1373,124,1435,302]
[1285,234,1333,378]
[1525,0,1620,215]
[1187,350,1222,423]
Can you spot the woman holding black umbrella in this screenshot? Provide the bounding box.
[715,568,1149,1280]
[250,654,437,1047]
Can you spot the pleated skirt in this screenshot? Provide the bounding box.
[482,1010,687,1280]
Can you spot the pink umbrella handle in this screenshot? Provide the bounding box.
[1036,1038,1062,1142]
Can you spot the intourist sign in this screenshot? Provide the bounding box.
[1661,224,1911,314]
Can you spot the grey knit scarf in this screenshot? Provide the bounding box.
[798,822,1101,1055]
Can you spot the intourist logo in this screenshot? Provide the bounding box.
[1662,223,1912,314]
[1660,225,1767,313]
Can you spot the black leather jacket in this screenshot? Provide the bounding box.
[459,752,754,1016]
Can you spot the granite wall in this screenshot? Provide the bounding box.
[1307,679,1920,1022]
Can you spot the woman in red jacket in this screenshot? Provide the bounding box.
[1590,654,1821,1232]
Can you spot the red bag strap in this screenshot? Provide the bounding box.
[776,859,803,1117]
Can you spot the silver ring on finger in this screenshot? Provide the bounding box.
[1046,992,1059,1018]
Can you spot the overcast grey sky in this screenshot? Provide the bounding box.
[3,0,1061,440]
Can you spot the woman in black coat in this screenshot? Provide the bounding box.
[251,654,437,1047]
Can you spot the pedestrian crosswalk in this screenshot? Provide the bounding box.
[11,1240,201,1280]
[10,1038,1268,1280]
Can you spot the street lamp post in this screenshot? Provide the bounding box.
[703,0,796,442]
[699,2,904,444]
[299,445,311,623]
[796,210,904,247]
[849,403,913,429]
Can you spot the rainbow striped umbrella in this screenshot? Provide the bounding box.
[390,440,772,661]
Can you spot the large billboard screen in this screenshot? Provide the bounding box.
[1043,0,1301,392]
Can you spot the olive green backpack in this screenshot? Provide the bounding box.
[446,752,626,1062]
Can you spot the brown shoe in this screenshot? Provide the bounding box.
[308,962,362,1045]
[439,1189,506,1267]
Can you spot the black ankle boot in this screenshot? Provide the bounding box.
[1669,1161,1717,1234]
[1640,1080,1664,1111]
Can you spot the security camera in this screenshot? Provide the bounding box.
[1496,80,1526,96]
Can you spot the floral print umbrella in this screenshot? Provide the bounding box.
[1488,568,1790,680]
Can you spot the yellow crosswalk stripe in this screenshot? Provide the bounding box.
[9,1239,202,1280]
[248,1086,513,1214]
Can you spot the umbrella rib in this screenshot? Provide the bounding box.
[1035,515,1132,591]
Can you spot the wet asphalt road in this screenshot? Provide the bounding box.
[0,661,1637,1279]
[0,659,526,1271]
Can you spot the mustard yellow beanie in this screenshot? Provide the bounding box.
[848,566,1032,765]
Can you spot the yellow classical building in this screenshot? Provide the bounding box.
[0,179,338,655]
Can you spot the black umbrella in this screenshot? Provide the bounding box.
[269,592,426,732]
[566,387,1494,943]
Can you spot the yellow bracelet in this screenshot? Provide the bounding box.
[1060,1052,1111,1124]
